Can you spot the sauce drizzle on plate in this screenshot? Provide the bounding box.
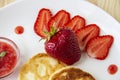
[15,26,24,35]
[108,64,118,75]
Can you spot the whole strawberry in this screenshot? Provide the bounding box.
[45,28,81,65]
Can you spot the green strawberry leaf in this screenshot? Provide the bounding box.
[44,25,58,41]
[50,26,57,36]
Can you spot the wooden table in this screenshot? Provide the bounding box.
[0,0,120,23]
[87,0,120,23]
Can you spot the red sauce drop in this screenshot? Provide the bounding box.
[0,42,17,77]
[108,64,118,75]
[15,26,24,34]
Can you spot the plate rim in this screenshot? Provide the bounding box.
[0,0,120,79]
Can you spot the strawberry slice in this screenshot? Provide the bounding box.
[34,8,52,38]
[64,15,85,32]
[76,24,100,51]
[48,10,70,31]
[86,35,114,60]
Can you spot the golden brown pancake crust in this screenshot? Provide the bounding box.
[49,66,95,80]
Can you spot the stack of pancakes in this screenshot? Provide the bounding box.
[18,53,95,80]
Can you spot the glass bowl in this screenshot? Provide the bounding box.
[0,37,20,78]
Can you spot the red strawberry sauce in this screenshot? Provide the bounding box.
[14,26,24,34]
[0,41,17,77]
[107,64,118,75]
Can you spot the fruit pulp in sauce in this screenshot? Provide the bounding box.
[0,41,17,77]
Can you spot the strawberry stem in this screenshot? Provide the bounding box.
[44,25,58,41]
[50,26,57,36]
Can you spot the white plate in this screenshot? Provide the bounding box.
[0,0,120,80]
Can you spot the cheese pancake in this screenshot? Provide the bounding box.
[49,66,95,80]
[18,53,66,80]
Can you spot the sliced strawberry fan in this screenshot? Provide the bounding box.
[34,8,114,63]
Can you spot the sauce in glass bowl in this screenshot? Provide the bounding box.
[0,37,20,78]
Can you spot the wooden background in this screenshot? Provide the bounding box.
[0,0,120,23]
